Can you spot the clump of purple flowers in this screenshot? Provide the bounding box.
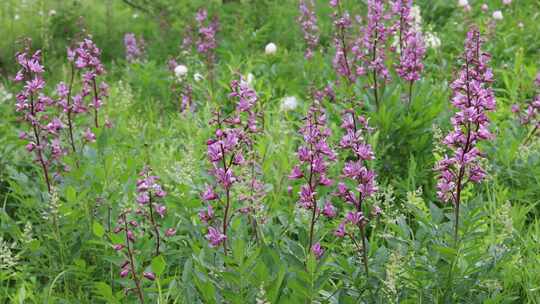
[434,27,495,242]
[56,36,109,155]
[200,78,260,252]
[512,72,540,145]
[124,33,146,63]
[396,31,426,106]
[67,36,108,129]
[14,44,67,193]
[297,0,319,60]
[330,0,357,85]
[361,0,393,108]
[334,111,379,274]
[113,166,173,303]
[392,0,413,52]
[393,0,426,106]
[289,100,336,260]
[195,9,219,74]
[135,166,169,255]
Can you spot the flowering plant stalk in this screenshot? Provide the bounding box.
[289,99,336,260]
[200,78,260,252]
[334,111,379,275]
[67,36,108,129]
[55,36,109,155]
[297,0,320,60]
[362,0,392,109]
[113,166,174,302]
[195,9,219,80]
[14,44,63,193]
[393,0,426,107]
[124,33,146,63]
[434,27,495,242]
[512,72,540,145]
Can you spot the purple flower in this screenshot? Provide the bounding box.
[297,0,319,59]
[165,228,176,237]
[143,271,156,281]
[124,33,145,63]
[311,242,324,259]
[199,204,214,223]
[335,222,346,237]
[206,227,227,247]
[322,202,337,218]
[120,268,130,278]
[435,27,495,205]
[113,244,124,251]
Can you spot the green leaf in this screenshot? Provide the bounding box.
[65,186,77,203]
[92,222,105,238]
[151,255,166,276]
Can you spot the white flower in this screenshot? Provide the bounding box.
[240,73,255,87]
[14,14,20,20]
[265,42,277,55]
[194,73,204,82]
[492,10,503,20]
[503,0,512,5]
[132,13,139,19]
[481,3,488,12]
[518,22,524,29]
[424,32,441,49]
[410,5,423,31]
[280,96,298,111]
[174,65,188,78]
[458,0,468,7]
[48,9,56,16]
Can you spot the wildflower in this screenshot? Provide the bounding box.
[201,77,262,251]
[481,3,489,11]
[13,46,63,192]
[83,128,96,142]
[290,100,335,258]
[335,111,378,274]
[297,0,319,59]
[124,33,145,63]
[143,271,156,281]
[165,228,176,237]
[48,9,56,16]
[503,0,512,5]
[280,96,299,111]
[396,29,426,104]
[195,9,219,68]
[458,0,469,7]
[424,31,441,49]
[311,242,324,259]
[492,11,503,20]
[434,27,495,241]
[322,202,337,218]
[265,42,277,55]
[194,72,204,82]
[206,227,227,247]
[174,65,188,78]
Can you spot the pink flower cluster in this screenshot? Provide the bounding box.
[14,48,63,192]
[297,0,319,59]
[113,167,174,300]
[124,33,146,63]
[195,9,219,66]
[394,0,426,85]
[334,112,378,237]
[512,72,540,142]
[435,27,495,205]
[201,78,261,250]
[67,37,108,128]
[289,100,336,259]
